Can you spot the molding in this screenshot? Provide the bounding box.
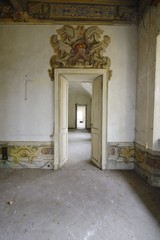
[0,1,137,24]
[30,0,138,6]
[28,3,137,22]
[12,11,30,22]
[10,0,26,11]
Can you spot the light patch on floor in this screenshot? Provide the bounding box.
[84,229,96,240]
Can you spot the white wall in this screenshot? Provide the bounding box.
[0,25,59,141]
[100,26,137,142]
[0,24,137,143]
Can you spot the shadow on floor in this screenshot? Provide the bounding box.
[113,170,160,224]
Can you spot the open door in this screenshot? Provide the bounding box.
[54,68,108,171]
[59,76,68,167]
[54,74,68,169]
[91,76,103,169]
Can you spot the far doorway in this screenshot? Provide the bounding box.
[75,105,87,129]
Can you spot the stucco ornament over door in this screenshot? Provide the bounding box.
[49,25,112,80]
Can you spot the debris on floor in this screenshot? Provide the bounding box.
[7,200,14,205]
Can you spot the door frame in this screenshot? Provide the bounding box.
[54,68,109,170]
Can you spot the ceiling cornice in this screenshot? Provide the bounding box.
[30,0,138,6]
[0,0,138,24]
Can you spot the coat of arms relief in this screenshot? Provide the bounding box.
[49,25,112,80]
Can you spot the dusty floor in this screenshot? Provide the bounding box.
[0,130,160,240]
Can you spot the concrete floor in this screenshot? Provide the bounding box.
[0,130,160,240]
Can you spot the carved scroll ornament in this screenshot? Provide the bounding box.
[49,25,111,80]
[119,146,135,163]
[12,11,30,22]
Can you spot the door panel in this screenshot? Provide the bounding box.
[91,76,102,168]
[59,76,68,167]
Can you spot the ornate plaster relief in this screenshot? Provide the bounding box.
[49,25,112,80]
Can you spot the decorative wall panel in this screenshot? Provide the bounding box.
[107,143,135,170]
[0,143,54,169]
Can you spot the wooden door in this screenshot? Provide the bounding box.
[91,76,103,169]
[58,75,68,168]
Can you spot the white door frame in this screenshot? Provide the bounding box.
[54,68,109,170]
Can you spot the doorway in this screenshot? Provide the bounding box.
[64,129,92,169]
[75,105,87,129]
[54,68,108,170]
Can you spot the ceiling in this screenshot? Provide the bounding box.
[63,73,100,83]
[64,72,101,96]
[69,82,92,96]
[64,72,100,96]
